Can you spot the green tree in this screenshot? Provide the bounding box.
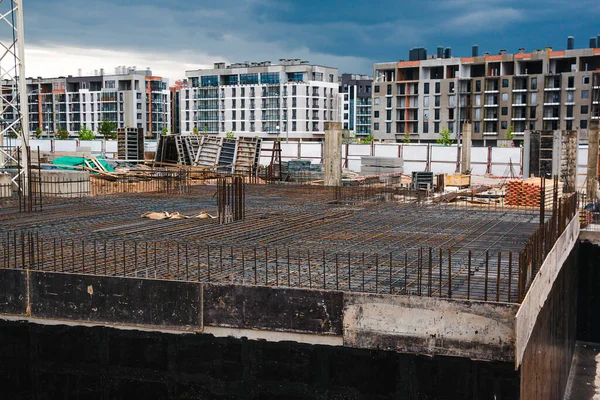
[55,128,69,140]
[225,131,234,139]
[34,127,42,139]
[506,125,515,141]
[78,126,95,140]
[202,126,208,135]
[161,127,169,136]
[361,134,374,144]
[436,127,453,146]
[403,131,411,144]
[7,126,19,139]
[192,126,199,135]
[98,120,117,140]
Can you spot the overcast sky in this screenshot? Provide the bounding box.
[20,0,600,83]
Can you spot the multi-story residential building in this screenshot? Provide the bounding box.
[339,73,372,137]
[179,60,339,141]
[170,80,188,134]
[373,43,600,145]
[25,68,170,138]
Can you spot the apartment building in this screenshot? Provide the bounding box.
[373,43,600,145]
[25,68,170,138]
[339,73,373,137]
[180,60,339,141]
[170,80,188,134]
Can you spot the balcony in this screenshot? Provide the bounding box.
[512,103,527,107]
[483,132,498,136]
[544,87,561,91]
[484,103,498,108]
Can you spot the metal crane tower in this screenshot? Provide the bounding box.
[0,0,29,189]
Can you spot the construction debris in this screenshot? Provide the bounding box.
[142,211,217,220]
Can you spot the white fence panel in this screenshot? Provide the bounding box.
[431,146,457,162]
[374,144,400,158]
[348,144,372,157]
[403,145,428,161]
[54,140,77,152]
[79,140,103,153]
[348,159,362,172]
[281,143,298,159]
[300,143,322,162]
[28,139,52,152]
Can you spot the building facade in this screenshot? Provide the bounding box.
[25,68,170,138]
[339,74,372,138]
[180,60,339,141]
[373,46,600,145]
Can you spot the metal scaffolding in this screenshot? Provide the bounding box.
[0,0,29,188]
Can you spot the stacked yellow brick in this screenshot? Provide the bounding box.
[505,178,551,207]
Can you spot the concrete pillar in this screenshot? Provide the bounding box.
[461,122,472,175]
[587,121,599,202]
[324,121,342,187]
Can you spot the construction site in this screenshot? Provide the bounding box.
[0,116,598,399]
[1,3,600,399]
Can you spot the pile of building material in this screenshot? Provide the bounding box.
[360,156,403,176]
[505,178,561,207]
[445,174,471,188]
[155,135,262,176]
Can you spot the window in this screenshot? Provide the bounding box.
[448,122,454,133]
[583,76,590,85]
[435,82,440,94]
[449,96,455,107]
[567,120,573,130]
[475,108,481,119]
[106,80,115,89]
[201,76,219,87]
[137,103,142,110]
[434,122,440,133]
[501,121,507,129]
[424,83,430,94]
[449,109,454,120]
[531,93,537,105]
[581,120,588,129]
[475,80,481,92]
[501,107,508,116]
[292,121,296,131]
[136,93,142,100]
[567,91,575,103]
[531,78,537,90]
[423,96,430,107]
[423,122,429,133]
[387,85,392,95]
[474,121,480,133]
[241,88,245,97]
[423,109,429,120]
[449,82,455,93]
[386,122,391,133]
[386,97,392,108]
[344,104,349,110]
[434,96,440,107]
[241,99,245,108]
[581,105,589,114]
[374,111,379,118]
[232,110,236,119]
[292,109,296,119]
[292,86,297,96]
[568,76,574,88]
[329,74,334,83]
[312,72,323,81]
[232,122,236,130]
[386,110,392,120]
[582,90,589,99]
[567,105,574,118]
[434,109,440,120]
[502,79,509,88]
[240,73,259,85]
[475,94,481,106]
[530,107,536,119]
[374,122,380,131]
[241,122,245,131]
[232,99,236,108]
[375,86,380,93]
[501,93,508,102]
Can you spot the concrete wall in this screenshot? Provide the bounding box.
[577,235,600,342]
[0,269,519,363]
[0,319,519,400]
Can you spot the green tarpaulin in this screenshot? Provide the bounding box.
[52,156,115,173]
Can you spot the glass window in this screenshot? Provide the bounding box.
[374,111,379,118]
[374,86,380,93]
[423,109,429,120]
[475,94,481,106]
[374,122,379,130]
[475,108,481,119]
[501,93,508,102]
[434,109,440,120]
[583,76,590,85]
[423,96,429,107]
[261,73,280,84]
[475,80,481,92]
[502,79,509,88]
[424,83,430,94]
[501,121,507,129]
[531,93,537,105]
[434,96,440,107]
[449,96,455,106]
[582,90,589,99]
[581,105,589,114]
[531,78,537,90]
[374,97,380,105]
[201,76,219,87]
[581,120,588,129]
[435,82,440,94]
[530,107,536,119]
[501,107,508,116]
[423,122,429,134]
[240,73,259,85]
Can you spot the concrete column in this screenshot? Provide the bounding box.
[324,121,342,187]
[587,121,599,202]
[461,122,472,175]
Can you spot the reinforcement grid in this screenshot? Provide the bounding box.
[0,185,561,304]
